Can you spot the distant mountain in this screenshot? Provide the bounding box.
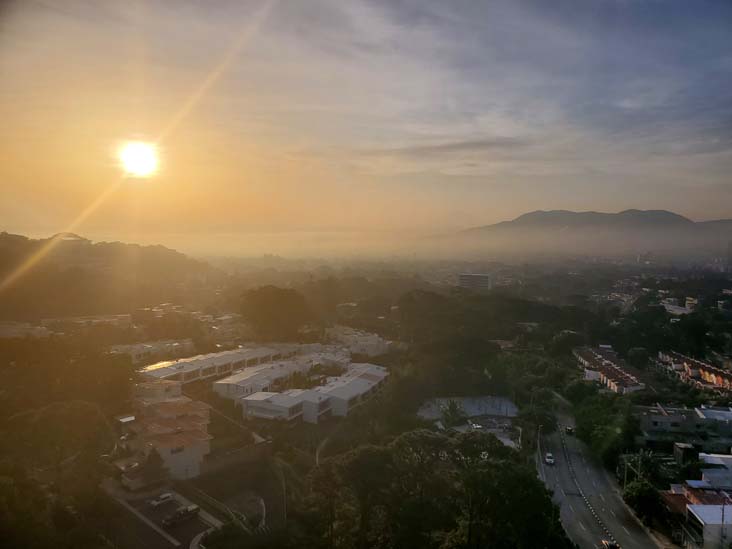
[0,232,218,320]
[441,209,732,259]
[464,209,694,232]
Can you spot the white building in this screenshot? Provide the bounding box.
[243,389,333,424]
[141,345,299,384]
[312,363,389,417]
[326,326,391,357]
[458,273,493,292]
[240,363,388,424]
[118,380,212,483]
[213,348,350,400]
[684,504,732,549]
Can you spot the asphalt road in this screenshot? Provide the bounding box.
[538,413,657,549]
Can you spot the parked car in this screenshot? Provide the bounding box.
[565,426,575,435]
[149,493,174,507]
[600,541,619,549]
[163,505,199,527]
[544,452,555,465]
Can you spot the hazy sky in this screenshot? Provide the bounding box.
[1,0,731,254]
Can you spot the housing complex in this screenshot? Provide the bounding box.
[573,345,645,394]
[114,380,211,488]
[661,451,732,548]
[658,350,732,394]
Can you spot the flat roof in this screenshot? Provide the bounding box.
[698,408,732,422]
[243,391,279,402]
[700,454,732,468]
[214,351,351,387]
[142,346,285,376]
[688,504,732,525]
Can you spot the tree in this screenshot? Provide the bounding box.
[442,400,467,427]
[623,479,662,525]
[338,445,394,549]
[241,286,313,341]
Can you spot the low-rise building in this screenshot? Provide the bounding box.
[116,380,212,485]
[312,363,389,416]
[658,351,732,393]
[573,346,645,394]
[683,504,732,549]
[213,348,350,400]
[326,326,392,357]
[141,345,299,384]
[635,404,732,452]
[241,363,388,424]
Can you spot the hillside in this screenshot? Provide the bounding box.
[449,209,732,258]
[0,232,217,320]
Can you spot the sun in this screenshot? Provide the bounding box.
[118,141,158,178]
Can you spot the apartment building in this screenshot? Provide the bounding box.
[457,273,493,292]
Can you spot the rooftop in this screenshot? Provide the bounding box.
[698,408,732,422]
[688,504,732,525]
[142,346,288,376]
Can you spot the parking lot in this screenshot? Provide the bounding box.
[116,491,216,549]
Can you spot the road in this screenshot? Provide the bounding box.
[538,413,658,549]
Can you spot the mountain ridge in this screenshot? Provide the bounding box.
[440,209,732,259]
[463,209,711,233]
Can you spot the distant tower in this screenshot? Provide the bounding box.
[458,273,493,292]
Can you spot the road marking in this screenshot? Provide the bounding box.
[610,509,616,517]
[561,488,567,497]
[569,504,575,513]
[599,494,605,502]
[579,522,586,531]
[622,526,630,535]
[592,480,598,488]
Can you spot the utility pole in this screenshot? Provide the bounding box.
[722,491,730,548]
[517,425,523,450]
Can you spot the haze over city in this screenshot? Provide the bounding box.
[5,3,732,549]
[2,0,732,256]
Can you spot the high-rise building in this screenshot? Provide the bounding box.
[458,273,493,292]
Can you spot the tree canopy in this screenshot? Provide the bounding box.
[241,286,313,341]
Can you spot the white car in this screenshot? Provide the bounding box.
[150,493,174,507]
[544,452,555,465]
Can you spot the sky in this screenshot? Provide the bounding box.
[1,0,731,255]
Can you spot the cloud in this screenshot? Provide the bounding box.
[363,137,532,158]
